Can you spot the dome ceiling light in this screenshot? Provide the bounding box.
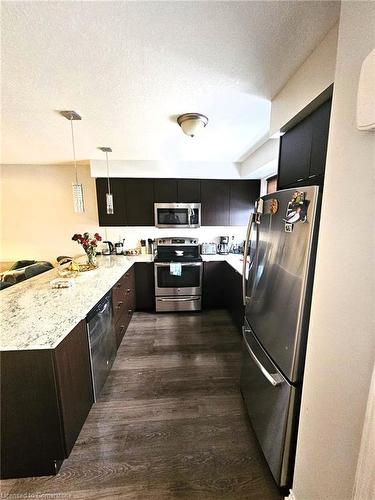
[177,113,209,138]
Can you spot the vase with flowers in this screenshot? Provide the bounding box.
[72,232,102,269]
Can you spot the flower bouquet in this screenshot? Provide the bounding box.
[72,232,102,270]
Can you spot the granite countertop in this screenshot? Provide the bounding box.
[0,253,246,352]
[0,255,153,352]
[201,253,248,276]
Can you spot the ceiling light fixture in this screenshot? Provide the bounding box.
[177,113,209,138]
[60,110,85,213]
[98,147,114,215]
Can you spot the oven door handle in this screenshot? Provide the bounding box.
[156,297,201,302]
[155,262,202,267]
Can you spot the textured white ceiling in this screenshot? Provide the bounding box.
[1,1,340,164]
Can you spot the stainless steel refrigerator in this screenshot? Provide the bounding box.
[240,185,320,490]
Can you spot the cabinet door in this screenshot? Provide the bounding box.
[154,179,178,202]
[0,350,64,478]
[124,179,154,226]
[135,262,155,311]
[202,261,228,309]
[54,320,93,456]
[310,99,332,180]
[177,179,201,202]
[201,180,230,226]
[278,119,312,190]
[96,178,127,226]
[225,263,244,331]
[229,181,260,226]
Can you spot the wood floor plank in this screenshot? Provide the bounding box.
[3,309,281,500]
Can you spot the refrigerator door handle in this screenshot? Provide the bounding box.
[242,328,284,387]
[242,213,255,305]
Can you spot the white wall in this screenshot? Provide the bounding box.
[271,23,338,135]
[105,226,247,251]
[90,160,242,179]
[292,3,375,499]
[0,164,100,263]
[240,138,279,179]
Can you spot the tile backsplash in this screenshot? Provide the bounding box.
[104,226,247,251]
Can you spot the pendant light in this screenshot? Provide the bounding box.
[98,147,114,214]
[60,110,85,213]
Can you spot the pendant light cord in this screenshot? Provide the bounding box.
[70,117,78,185]
[106,151,111,195]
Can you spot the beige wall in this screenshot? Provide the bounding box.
[0,164,100,263]
[271,23,338,135]
[292,3,375,499]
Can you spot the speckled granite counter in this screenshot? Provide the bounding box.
[201,254,248,276]
[0,255,153,351]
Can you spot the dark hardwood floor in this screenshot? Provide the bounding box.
[2,310,281,499]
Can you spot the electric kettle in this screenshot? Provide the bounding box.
[101,241,114,255]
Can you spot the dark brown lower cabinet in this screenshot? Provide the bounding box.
[0,321,93,479]
[224,262,244,331]
[135,262,155,311]
[202,261,228,309]
[202,261,244,332]
[112,266,136,347]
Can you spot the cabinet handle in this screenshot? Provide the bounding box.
[117,301,124,308]
[297,178,305,182]
[128,309,132,315]
[126,288,131,293]
[116,283,122,288]
[308,174,317,179]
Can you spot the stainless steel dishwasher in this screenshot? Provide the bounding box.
[86,291,116,401]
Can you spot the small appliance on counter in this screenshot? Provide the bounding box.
[147,238,155,255]
[201,242,217,255]
[115,241,124,255]
[101,241,114,255]
[231,242,244,254]
[140,240,147,255]
[217,236,230,255]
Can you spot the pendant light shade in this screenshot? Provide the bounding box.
[60,110,85,213]
[98,147,114,215]
[177,113,209,137]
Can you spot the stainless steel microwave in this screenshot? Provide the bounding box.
[154,203,201,228]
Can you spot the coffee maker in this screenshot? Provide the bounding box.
[217,236,230,255]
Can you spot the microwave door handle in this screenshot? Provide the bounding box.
[242,213,255,305]
[188,207,193,227]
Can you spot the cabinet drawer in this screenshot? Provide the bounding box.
[114,306,133,348]
[122,267,135,289]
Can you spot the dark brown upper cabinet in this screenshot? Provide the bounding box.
[278,119,312,189]
[229,180,260,226]
[154,179,178,202]
[201,180,230,226]
[278,95,332,190]
[177,179,201,202]
[124,178,154,226]
[96,177,260,227]
[310,99,332,179]
[96,178,127,227]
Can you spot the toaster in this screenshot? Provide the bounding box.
[201,242,217,255]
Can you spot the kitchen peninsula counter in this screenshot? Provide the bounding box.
[0,255,153,352]
[0,253,246,352]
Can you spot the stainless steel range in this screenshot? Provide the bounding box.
[154,237,202,312]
